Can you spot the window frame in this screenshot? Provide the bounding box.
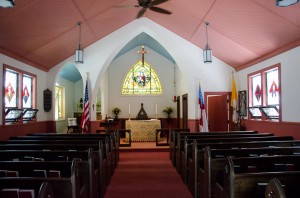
[248,63,281,121]
[2,64,37,125]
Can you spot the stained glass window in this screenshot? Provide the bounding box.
[23,75,32,108]
[248,64,280,120]
[55,86,65,120]
[122,61,162,95]
[5,70,18,108]
[251,74,262,106]
[3,65,37,124]
[266,68,279,106]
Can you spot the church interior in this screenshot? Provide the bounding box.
[0,0,300,197]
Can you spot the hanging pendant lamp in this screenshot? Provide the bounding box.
[75,22,84,64]
[203,22,212,64]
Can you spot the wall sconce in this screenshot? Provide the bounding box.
[75,22,84,64]
[203,22,212,64]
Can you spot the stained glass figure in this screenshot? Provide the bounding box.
[266,68,279,106]
[5,70,17,108]
[23,76,32,108]
[122,60,162,95]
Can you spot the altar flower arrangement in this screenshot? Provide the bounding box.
[162,107,174,118]
[112,107,121,119]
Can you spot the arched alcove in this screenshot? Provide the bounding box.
[54,63,83,133]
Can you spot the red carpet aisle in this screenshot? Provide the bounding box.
[104,151,192,198]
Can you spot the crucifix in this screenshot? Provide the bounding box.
[138,45,149,66]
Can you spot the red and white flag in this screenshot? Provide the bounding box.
[81,78,90,133]
[199,84,209,132]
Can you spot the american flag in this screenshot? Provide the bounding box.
[81,78,90,133]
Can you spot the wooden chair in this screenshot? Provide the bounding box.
[117,129,131,147]
[156,128,171,146]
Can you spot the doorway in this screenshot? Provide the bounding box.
[206,92,229,131]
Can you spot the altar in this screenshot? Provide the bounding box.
[125,119,161,142]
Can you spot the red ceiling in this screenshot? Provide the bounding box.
[0,0,299,71]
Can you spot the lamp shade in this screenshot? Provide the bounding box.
[0,0,15,8]
[203,44,212,63]
[276,0,299,6]
[75,48,83,63]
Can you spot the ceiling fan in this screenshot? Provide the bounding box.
[134,0,172,18]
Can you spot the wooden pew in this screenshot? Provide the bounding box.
[265,178,285,198]
[264,177,300,198]
[177,134,292,178]
[7,136,115,184]
[0,159,88,198]
[188,140,300,198]
[214,156,300,198]
[0,159,90,198]
[11,133,119,171]
[191,146,300,198]
[169,128,190,164]
[27,133,118,162]
[0,147,103,198]
[0,160,77,177]
[0,177,76,198]
[179,132,276,171]
[3,138,115,177]
[0,181,54,198]
[170,130,258,167]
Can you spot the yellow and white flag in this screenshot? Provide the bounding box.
[230,75,238,123]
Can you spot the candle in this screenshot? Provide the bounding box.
[129,104,131,114]
[156,104,157,114]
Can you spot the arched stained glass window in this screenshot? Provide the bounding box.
[122,61,162,95]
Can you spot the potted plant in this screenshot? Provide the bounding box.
[112,107,121,120]
[162,107,174,119]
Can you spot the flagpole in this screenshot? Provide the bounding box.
[81,73,90,134]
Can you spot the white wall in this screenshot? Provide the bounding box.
[237,46,300,122]
[107,46,176,119]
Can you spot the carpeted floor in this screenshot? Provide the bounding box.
[104,151,192,198]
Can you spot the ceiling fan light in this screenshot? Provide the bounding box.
[203,44,212,64]
[0,0,15,8]
[276,0,299,6]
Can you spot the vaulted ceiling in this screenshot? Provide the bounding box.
[0,0,300,72]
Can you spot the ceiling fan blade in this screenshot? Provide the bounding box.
[137,8,147,18]
[149,6,172,14]
[113,4,137,8]
[151,0,169,6]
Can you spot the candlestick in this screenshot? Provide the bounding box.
[129,104,131,114]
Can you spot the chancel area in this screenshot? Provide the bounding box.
[1,0,300,198]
